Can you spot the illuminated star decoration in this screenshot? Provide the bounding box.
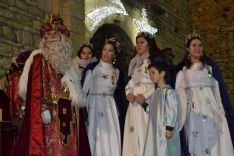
[132,8,158,35]
[87,0,128,31]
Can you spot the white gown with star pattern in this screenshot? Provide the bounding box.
[122,59,155,156]
[82,61,121,156]
[176,63,234,156]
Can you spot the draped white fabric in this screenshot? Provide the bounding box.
[83,61,121,156]
[176,63,234,156]
[144,86,181,156]
[123,59,154,156]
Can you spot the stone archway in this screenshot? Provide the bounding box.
[89,24,134,80]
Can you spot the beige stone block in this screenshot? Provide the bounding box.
[22,25,37,34]
[28,6,44,18]
[33,20,43,30]
[33,35,41,48]
[22,45,34,51]
[7,0,16,6]
[0,70,7,77]
[16,0,28,11]
[0,0,7,4]
[69,16,84,35]
[0,57,12,70]
[6,18,23,29]
[0,8,14,18]
[37,0,51,12]
[229,62,234,68]
[70,33,84,53]
[16,14,32,26]
[0,42,14,56]
[64,0,84,19]
[25,0,38,6]
[16,30,33,46]
[230,51,234,57]
[2,26,16,41]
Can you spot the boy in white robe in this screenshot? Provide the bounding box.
[144,61,182,156]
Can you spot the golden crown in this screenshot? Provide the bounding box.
[39,14,70,37]
[185,31,201,45]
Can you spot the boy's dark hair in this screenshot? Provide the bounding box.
[148,61,171,84]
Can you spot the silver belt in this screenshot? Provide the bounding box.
[89,92,114,96]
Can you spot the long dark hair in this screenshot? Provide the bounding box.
[183,37,206,69]
[134,32,161,62]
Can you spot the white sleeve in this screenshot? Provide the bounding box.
[213,80,225,115]
[125,79,134,96]
[175,70,190,129]
[164,89,178,128]
[82,70,92,95]
[142,88,155,100]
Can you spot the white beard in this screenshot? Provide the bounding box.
[39,34,73,74]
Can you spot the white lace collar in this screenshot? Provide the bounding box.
[99,60,113,70]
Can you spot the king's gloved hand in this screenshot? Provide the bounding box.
[41,109,51,124]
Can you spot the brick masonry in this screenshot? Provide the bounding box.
[189,0,234,108]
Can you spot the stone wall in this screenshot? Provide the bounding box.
[0,0,191,75]
[154,0,192,63]
[189,0,234,108]
[0,0,47,76]
[63,0,85,51]
[2,1,232,109]
[117,0,192,63]
[0,0,85,77]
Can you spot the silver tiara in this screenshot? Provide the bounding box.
[105,37,121,53]
[81,42,93,49]
[137,31,154,39]
[185,31,201,45]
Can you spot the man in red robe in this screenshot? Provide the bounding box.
[0,50,32,156]
[9,15,91,156]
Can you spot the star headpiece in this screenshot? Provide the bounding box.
[105,37,121,54]
[39,14,70,38]
[185,31,201,45]
[136,31,154,39]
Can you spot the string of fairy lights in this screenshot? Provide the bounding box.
[132,8,158,35]
[86,0,158,35]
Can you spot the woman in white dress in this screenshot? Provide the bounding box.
[82,37,124,156]
[176,31,234,156]
[72,42,97,156]
[122,32,161,156]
